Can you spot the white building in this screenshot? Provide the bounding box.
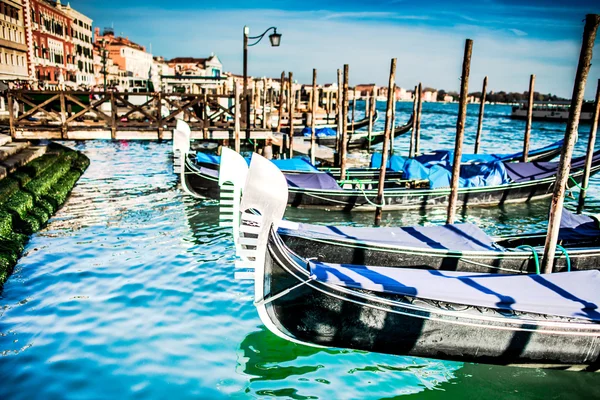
[57,2,94,87]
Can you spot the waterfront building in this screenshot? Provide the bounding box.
[94,27,153,87]
[30,0,76,88]
[422,89,438,102]
[56,1,93,88]
[0,0,31,81]
[161,55,224,93]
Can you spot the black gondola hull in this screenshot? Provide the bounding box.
[261,233,600,368]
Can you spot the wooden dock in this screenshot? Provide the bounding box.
[6,90,275,141]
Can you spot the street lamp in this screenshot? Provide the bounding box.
[243,26,281,136]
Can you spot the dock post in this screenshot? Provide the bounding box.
[234,84,241,153]
[447,39,473,225]
[409,85,418,157]
[310,69,317,165]
[366,91,373,149]
[288,72,294,158]
[110,91,117,140]
[203,93,209,140]
[474,76,488,154]
[578,79,600,214]
[157,92,164,141]
[351,91,356,133]
[59,91,67,139]
[415,82,423,156]
[374,58,397,226]
[340,64,350,180]
[336,68,343,157]
[262,79,267,129]
[7,91,14,139]
[390,84,396,155]
[277,71,285,133]
[542,14,599,273]
[523,74,536,161]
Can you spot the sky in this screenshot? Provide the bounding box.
[72,0,600,98]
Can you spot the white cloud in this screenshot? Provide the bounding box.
[509,28,527,36]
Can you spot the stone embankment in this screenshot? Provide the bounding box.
[0,135,89,286]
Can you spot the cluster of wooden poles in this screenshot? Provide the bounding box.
[240,15,600,277]
[377,14,599,275]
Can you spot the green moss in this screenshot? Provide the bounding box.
[36,198,55,214]
[72,153,90,174]
[0,178,20,204]
[0,210,12,237]
[24,157,71,200]
[44,170,81,208]
[30,207,50,225]
[21,154,58,178]
[15,215,41,235]
[3,191,34,220]
[0,253,13,286]
[11,171,32,187]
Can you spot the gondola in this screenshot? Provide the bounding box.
[302,113,411,150]
[182,144,599,211]
[290,110,378,134]
[218,151,600,274]
[234,154,600,370]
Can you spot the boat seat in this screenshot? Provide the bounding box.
[309,262,600,322]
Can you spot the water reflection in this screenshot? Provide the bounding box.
[236,328,461,398]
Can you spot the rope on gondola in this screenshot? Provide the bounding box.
[516,245,540,275]
[569,175,589,191]
[556,244,571,272]
[359,185,385,208]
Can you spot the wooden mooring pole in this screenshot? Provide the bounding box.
[390,84,397,155]
[262,79,267,129]
[7,91,14,139]
[336,68,343,156]
[374,58,397,226]
[310,68,318,165]
[409,86,418,158]
[578,79,600,214]
[288,72,295,158]
[277,71,285,132]
[542,14,599,273]
[415,82,423,156]
[474,76,488,154]
[446,39,473,225]
[234,83,241,152]
[523,74,536,161]
[340,64,350,180]
[351,93,356,133]
[367,86,376,148]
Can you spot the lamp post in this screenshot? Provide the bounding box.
[243,26,281,136]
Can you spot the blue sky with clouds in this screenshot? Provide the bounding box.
[72,0,599,98]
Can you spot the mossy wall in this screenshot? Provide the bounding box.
[0,143,89,287]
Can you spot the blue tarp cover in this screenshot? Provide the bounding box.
[301,127,337,137]
[505,151,600,183]
[370,153,510,189]
[285,173,342,190]
[194,152,319,173]
[309,263,600,321]
[559,209,600,241]
[414,139,564,165]
[281,222,500,252]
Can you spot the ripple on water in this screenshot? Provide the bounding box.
[1,108,600,399]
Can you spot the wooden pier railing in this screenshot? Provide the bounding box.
[5,90,274,141]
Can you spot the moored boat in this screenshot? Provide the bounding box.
[233,153,600,370]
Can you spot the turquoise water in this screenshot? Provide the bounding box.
[1,104,600,399]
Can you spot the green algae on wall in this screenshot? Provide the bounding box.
[0,143,89,287]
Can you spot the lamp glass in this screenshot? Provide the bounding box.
[269,33,281,47]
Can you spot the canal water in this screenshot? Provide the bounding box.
[1,103,600,399]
